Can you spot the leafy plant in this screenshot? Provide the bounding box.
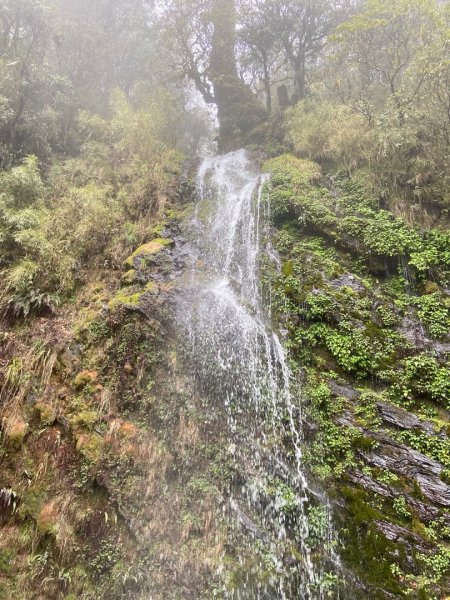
[413,292,450,339]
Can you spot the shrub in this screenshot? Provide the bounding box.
[398,353,450,406]
[286,100,372,172]
[413,293,450,339]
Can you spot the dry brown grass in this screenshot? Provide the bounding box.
[0,340,57,443]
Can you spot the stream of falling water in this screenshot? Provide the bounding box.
[176,150,334,599]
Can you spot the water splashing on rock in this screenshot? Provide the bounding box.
[176,150,336,598]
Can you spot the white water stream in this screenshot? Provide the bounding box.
[177,150,333,598]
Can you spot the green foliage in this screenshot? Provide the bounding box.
[286,100,371,172]
[0,155,44,207]
[0,89,183,321]
[397,430,450,470]
[324,322,398,376]
[0,0,175,167]
[265,154,449,282]
[313,0,450,208]
[282,268,401,377]
[359,211,421,257]
[304,376,361,477]
[302,291,338,321]
[416,546,450,586]
[0,158,117,317]
[265,137,450,598]
[392,496,411,520]
[354,390,382,428]
[413,293,450,339]
[263,154,323,222]
[266,479,298,516]
[89,539,122,580]
[394,353,450,406]
[306,506,329,549]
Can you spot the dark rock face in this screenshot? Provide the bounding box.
[348,468,449,525]
[324,373,450,594]
[328,380,360,401]
[375,521,433,553]
[361,433,450,505]
[399,315,450,357]
[330,273,365,292]
[376,401,437,435]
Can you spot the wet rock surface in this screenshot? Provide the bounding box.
[375,521,433,553]
[330,273,366,292]
[325,370,450,594]
[376,401,437,435]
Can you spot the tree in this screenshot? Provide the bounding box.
[239,0,354,109]
[0,0,63,167]
[238,0,281,112]
[157,0,267,148]
[325,0,444,120]
[0,0,165,165]
[317,0,450,206]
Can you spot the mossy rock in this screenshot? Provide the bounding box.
[124,238,173,268]
[108,291,143,311]
[121,269,138,286]
[70,408,98,431]
[422,281,440,295]
[145,281,157,292]
[282,260,294,276]
[75,432,103,462]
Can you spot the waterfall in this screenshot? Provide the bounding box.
[176,150,332,598]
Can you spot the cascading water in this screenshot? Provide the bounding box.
[176,150,337,598]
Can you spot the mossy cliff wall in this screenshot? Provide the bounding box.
[0,149,449,599]
[0,181,231,599]
[263,154,450,599]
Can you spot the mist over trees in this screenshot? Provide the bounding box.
[2,0,448,164]
[0,0,448,316]
[157,0,449,192]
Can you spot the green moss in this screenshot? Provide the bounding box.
[281,260,293,276]
[108,291,143,310]
[0,549,15,577]
[339,487,405,594]
[70,409,98,431]
[75,431,103,462]
[73,369,98,389]
[121,269,138,285]
[34,401,56,426]
[124,238,173,267]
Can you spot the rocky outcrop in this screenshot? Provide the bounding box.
[360,433,450,507]
[376,401,438,435]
